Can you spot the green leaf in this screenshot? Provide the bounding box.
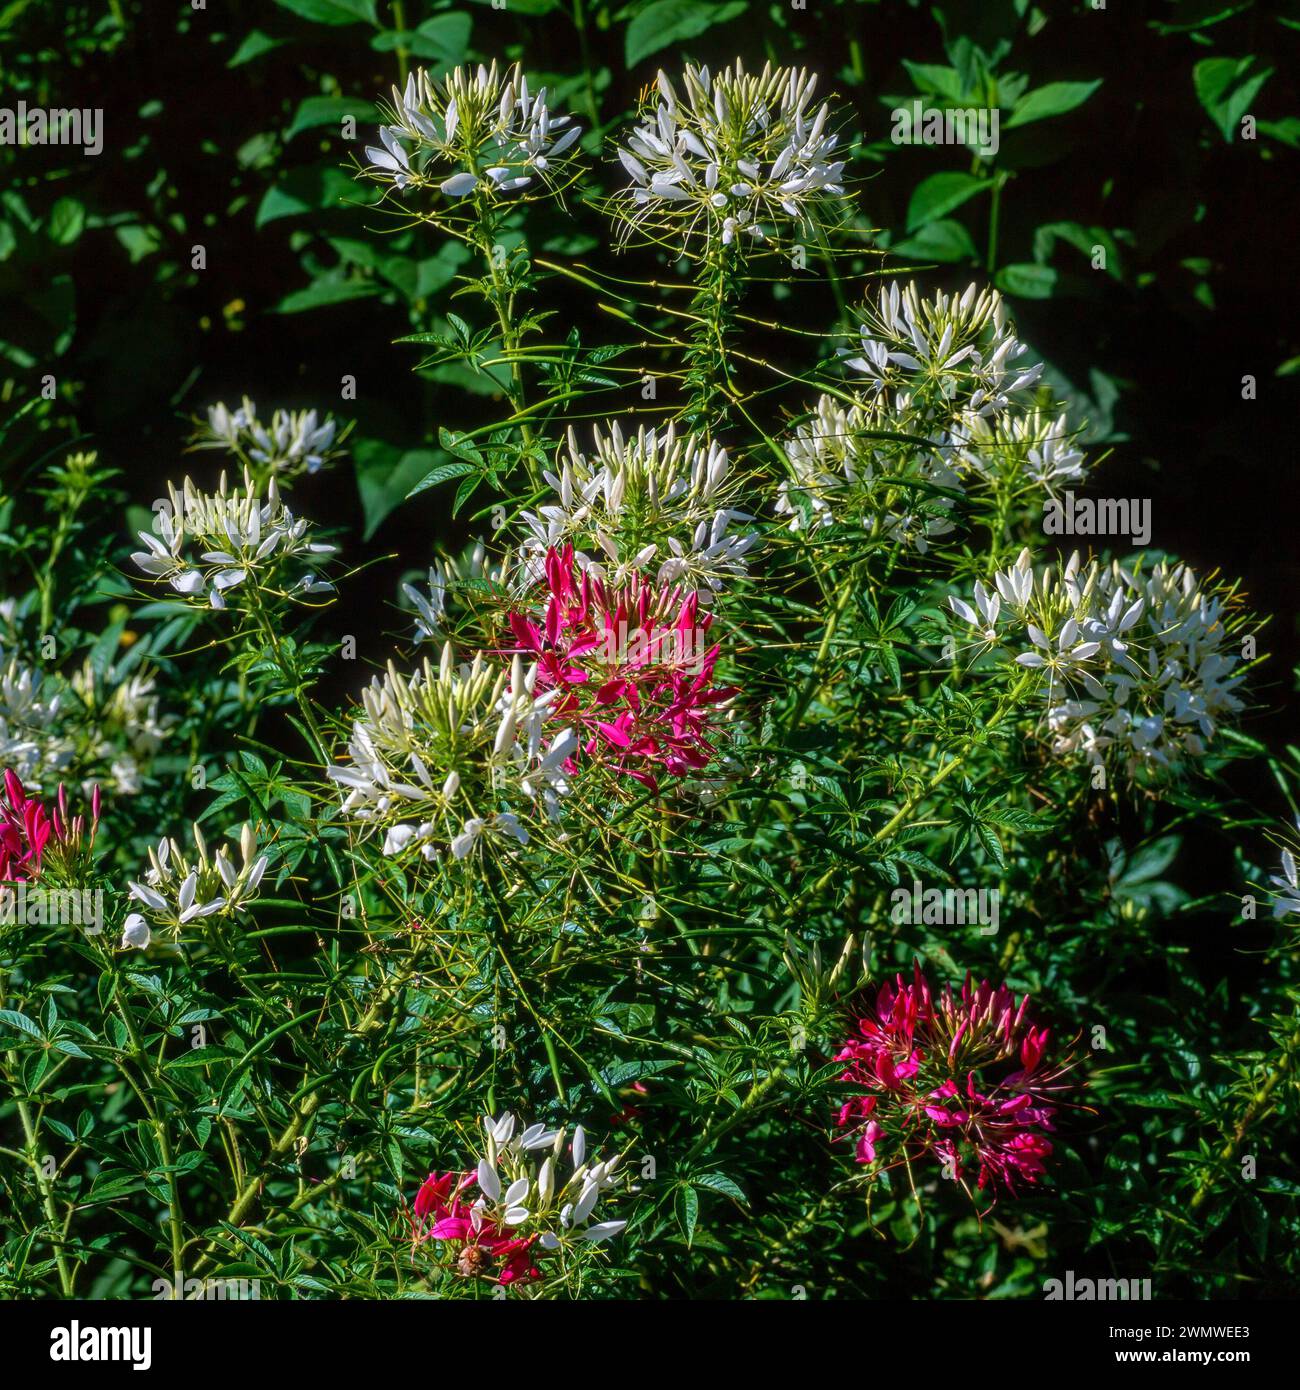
[676,1183,699,1244]
[407,458,474,499]
[995,262,1057,298]
[371,13,472,64]
[272,276,381,314]
[255,167,369,227]
[1004,80,1102,129]
[1193,57,1273,141]
[46,197,85,246]
[354,440,445,537]
[273,0,377,25]
[625,0,748,68]
[284,96,377,142]
[228,30,290,67]
[905,172,987,232]
[692,1171,747,1202]
[890,218,977,264]
[0,1009,41,1040]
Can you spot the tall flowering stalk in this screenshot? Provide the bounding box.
[835,964,1075,1204]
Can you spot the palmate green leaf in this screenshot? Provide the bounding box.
[625,0,748,68]
[256,167,371,228]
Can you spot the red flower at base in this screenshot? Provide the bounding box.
[409,1171,541,1286]
[834,961,1075,1202]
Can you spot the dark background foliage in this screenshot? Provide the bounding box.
[3,0,1300,1300]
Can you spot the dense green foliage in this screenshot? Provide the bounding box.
[1,0,1298,1302]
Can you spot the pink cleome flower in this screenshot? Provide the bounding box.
[505,544,737,793]
[409,1170,540,1286]
[834,960,1075,1201]
[0,769,101,884]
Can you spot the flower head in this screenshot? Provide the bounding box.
[615,61,848,254]
[408,1113,629,1288]
[121,822,268,950]
[846,282,1043,429]
[504,546,737,794]
[951,549,1247,777]
[195,398,347,483]
[365,62,582,201]
[131,471,337,611]
[520,422,756,597]
[326,643,572,860]
[835,962,1074,1201]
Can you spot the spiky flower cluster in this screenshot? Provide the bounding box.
[506,546,736,794]
[1,770,100,884]
[196,398,346,482]
[0,656,68,790]
[402,540,501,646]
[409,1113,628,1288]
[949,406,1086,492]
[777,284,1076,543]
[130,471,336,610]
[846,282,1044,429]
[122,822,268,950]
[68,661,172,796]
[616,61,846,253]
[520,423,756,597]
[365,63,582,201]
[775,392,958,552]
[950,549,1246,775]
[326,644,573,864]
[835,963,1073,1201]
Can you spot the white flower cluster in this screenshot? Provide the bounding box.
[366,62,582,200]
[519,422,756,596]
[774,392,958,553]
[122,822,269,950]
[776,283,1083,543]
[616,61,846,252]
[131,472,336,610]
[950,549,1246,775]
[0,655,69,789]
[1271,838,1300,920]
[0,648,173,797]
[949,406,1086,491]
[69,660,174,796]
[326,644,575,863]
[475,1112,628,1250]
[846,281,1044,429]
[402,540,503,645]
[197,398,345,481]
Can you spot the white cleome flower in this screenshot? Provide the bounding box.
[774,391,958,551]
[326,644,574,862]
[615,61,848,254]
[130,470,337,611]
[364,62,582,201]
[121,822,269,948]
[466,1113,630,1258]
[196,397,347,481]
[845,281,1043,430]
[954,550,1246,778]
[518,421,756,597]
